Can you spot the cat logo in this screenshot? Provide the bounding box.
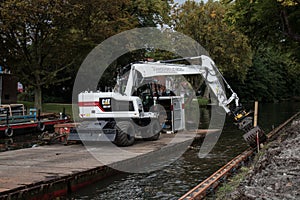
[102,98,111,108]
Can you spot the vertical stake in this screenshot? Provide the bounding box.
[254,101,258,127]
[256,131,260,152]
[254,101,259,152]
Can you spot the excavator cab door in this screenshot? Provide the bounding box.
[135,83,154,112]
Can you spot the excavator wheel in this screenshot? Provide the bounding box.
[114,121,135,146]
[142,120,161,141]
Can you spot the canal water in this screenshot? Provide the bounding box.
[64,102,300,200]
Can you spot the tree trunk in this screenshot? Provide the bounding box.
[34,85,42,112]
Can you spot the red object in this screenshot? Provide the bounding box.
[54,123,79,134]
[78,101,104,112]
[0,119,69,132]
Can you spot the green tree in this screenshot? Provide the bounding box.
[224,0,300,99]
[224,0,300,44]
[0,0,172,108]
[44,0,172,97]
[0,0,80,110]
[172,0,252,81]
[237,47,291,101]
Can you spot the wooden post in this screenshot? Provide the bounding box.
[254,101,259,152]
[254,101,258,127]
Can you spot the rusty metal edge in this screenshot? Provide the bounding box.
[0,166,118,200]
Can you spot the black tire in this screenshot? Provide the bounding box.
[5,127,13,137]
[114,121,135,146]
[37,122,45,132]
[143,120,161,141]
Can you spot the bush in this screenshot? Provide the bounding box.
[17,92,34,102]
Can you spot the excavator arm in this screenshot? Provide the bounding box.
[123,55,267,147]
[180,55,267,148]
[198,55,267,147]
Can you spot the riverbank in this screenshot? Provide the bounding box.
[216,117,300,199]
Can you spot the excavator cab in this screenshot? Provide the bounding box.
[231,105,252,122]
[133,83,155,112]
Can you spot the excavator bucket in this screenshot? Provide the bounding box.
[243,126,267,148]
[233,109,267,148]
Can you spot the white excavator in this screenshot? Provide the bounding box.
[77,55,266,147]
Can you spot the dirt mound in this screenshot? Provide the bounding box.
[232,121,300,200]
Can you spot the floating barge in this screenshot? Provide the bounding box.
[0,129,216,200]
[0,104,69,137]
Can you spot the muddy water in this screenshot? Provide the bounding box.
[67,102,300,200]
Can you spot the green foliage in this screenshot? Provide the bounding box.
[0,0,172,106]
[2,0,299,104]
[0,0,81,109]
[17,101,72,116]
[236,46,298,102]
[224,0,300,100]
[225,0,300,44]
[224,0,300,72]
[197,97,209,106]
[41,103,72,117]
[17,91,34,102]
[215,166,250,199]
[173,0,252,81]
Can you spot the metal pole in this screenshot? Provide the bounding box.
[38,109,41,121]
[6,107,9,125]
[0,76,2,105]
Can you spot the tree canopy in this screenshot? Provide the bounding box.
[0,0,80,109]
[172,0,252,81]
[0,0,299,107]
[0,0,172,109]
[223,0,300,101]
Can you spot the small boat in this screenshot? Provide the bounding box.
[0,104,69,137]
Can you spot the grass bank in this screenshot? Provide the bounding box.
[18,101,73,117]
[197,97,209,106]
[213,165,252,199]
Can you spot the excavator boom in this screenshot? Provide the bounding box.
[125,55,266,147]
